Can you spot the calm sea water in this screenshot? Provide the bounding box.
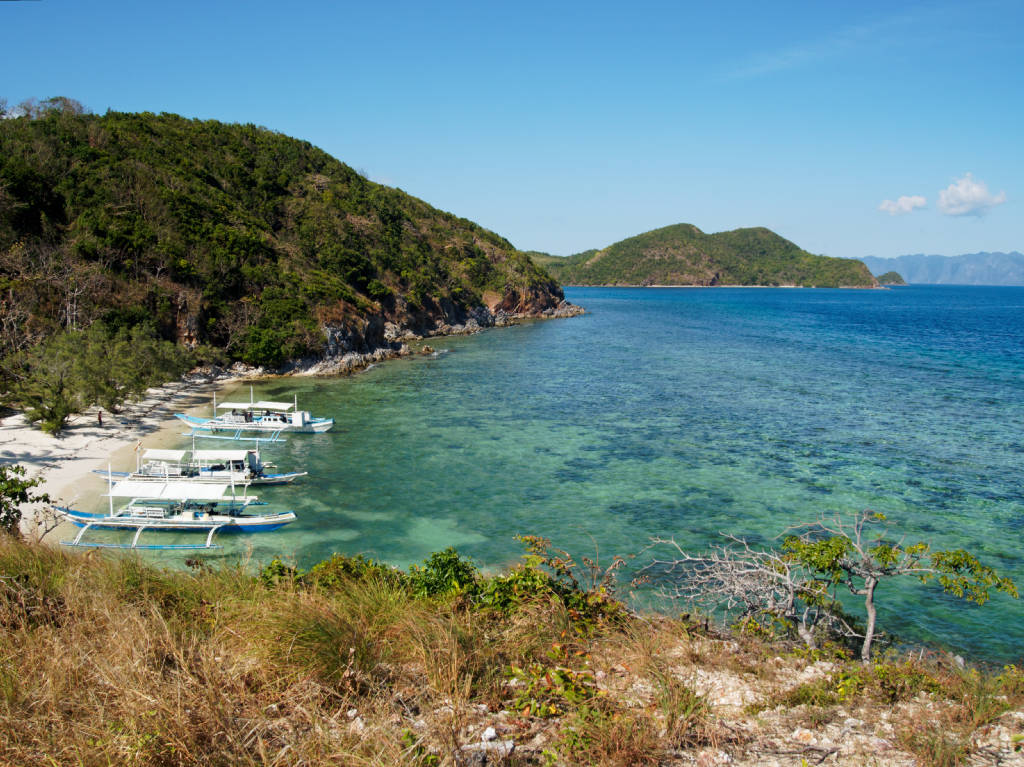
[151,286,1022,663]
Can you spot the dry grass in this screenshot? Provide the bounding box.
[1,536,1021,766]
[0,538,608,765]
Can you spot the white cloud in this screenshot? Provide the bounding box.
[878,195,927,215]
[938,173,1007,216]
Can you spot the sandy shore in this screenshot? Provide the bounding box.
[0,371,254,541]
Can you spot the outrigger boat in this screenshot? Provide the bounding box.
[175,390,333,435]
[57,479,297,550]
[91,447,307,486]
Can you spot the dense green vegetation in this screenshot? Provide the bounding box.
[0,98,562,428]
[0,103,558,351]
[877,271,907,285]
[541,223,877,287]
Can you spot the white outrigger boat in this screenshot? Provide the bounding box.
[175,391,333,435]
[91,447,307,486]
[57,479,297,550]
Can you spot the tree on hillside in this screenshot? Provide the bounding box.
[0,463,48,537]
[0,107,566,373]
[9,96,87,119]
[645,511,1018,662]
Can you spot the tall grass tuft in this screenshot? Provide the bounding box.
[269,575,413,694]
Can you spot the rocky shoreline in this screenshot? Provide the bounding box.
[282,298,585,377]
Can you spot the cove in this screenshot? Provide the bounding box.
[164,285,1023,664]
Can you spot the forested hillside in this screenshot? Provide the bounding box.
[0,99,569,429]
[540,224,877,288]
[0,100,564,362]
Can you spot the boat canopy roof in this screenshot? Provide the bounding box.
[216,400,295,411]
[192,449,253,461]
[141,448,188,462]
[106,481,257,502]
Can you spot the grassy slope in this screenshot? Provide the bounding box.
[0,107,561,366]
[543,224,877,288]
[1,535,1020,766]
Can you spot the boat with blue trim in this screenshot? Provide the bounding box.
[57,479,297,550]
[175,393,333,435]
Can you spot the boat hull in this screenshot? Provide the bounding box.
[59,508,296,534]
[175,414,333,434]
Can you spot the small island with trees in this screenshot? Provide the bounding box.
[876,271,908,285]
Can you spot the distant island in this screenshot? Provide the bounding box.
[861,252,1024,286]
[876,271,906,286]
[533,223,877,288]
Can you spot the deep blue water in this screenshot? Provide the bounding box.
[150,285,1023,663]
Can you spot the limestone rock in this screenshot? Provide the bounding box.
[457,739,514,767]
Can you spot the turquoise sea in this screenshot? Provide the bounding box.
[146,286,1022,663]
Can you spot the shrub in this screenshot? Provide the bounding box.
[307,552,406,589]
[407,546,479,598]
[507,643,600,718]
[555,700,661,766]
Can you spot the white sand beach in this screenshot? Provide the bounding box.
[0,371,254,540]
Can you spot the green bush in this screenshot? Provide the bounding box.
[306,553,405,589]
[259,553,405,590]
[508,643,599,718]
[477,563,558,612]
[407,547,479,598]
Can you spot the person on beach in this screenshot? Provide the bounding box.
[97,410,102,426]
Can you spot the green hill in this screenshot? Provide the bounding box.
[0,100,565,371]
[542,223,877,288]
[876,271,907,285]
[520,250,562,270]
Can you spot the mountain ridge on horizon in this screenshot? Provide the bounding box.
[859,251,1024,286]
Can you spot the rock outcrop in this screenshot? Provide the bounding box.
[287,292,584,376]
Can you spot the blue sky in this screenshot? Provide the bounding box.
[2,0,1020,259]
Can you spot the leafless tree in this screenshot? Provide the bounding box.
[221,297,260,353]
[25,503,63,543]
[642,533,859,650]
